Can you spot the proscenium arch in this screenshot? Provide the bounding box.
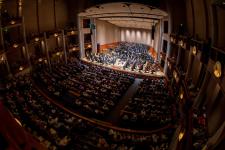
[78,2,169,59]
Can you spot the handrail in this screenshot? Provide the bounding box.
[211,46,225,55]
[34,82,174,135]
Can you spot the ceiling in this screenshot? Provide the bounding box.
[79,2,168,30]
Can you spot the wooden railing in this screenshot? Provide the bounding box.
[34,82,174,135]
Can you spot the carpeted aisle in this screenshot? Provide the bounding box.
[106,78,142,125]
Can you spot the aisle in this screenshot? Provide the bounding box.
[106,78,142,125]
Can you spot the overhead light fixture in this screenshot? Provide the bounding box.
[19,66,24,71]
[192,46,197,55]
[13,44,19,48]
[10,20,16,25]
[214,61,222,78]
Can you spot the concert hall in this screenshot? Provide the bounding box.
[0,0,224,150]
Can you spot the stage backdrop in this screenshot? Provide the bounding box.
[120,28,152,46]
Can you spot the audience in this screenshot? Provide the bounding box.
[3,75,174,150]
[120,77,174,129]
[192,107,208,150]
[34,59,134,119]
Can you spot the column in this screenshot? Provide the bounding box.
[22,17,31,68]
[78,16,85,58]
[44,32,52,71]
[164,40,172,75]
[185,50,194,79]
[90,18,97,54]
[62,30,67,64]
[193,71,211,108]
[3,54,12,76]
[176,46,182,66]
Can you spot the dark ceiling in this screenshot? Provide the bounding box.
[88,0,162,7]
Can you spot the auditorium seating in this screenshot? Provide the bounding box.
[3,75,174,150]
[120,77,175,129]
[34,59,134,119]
[192,107,208,150]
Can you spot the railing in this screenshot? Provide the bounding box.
[34,82,174,135]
